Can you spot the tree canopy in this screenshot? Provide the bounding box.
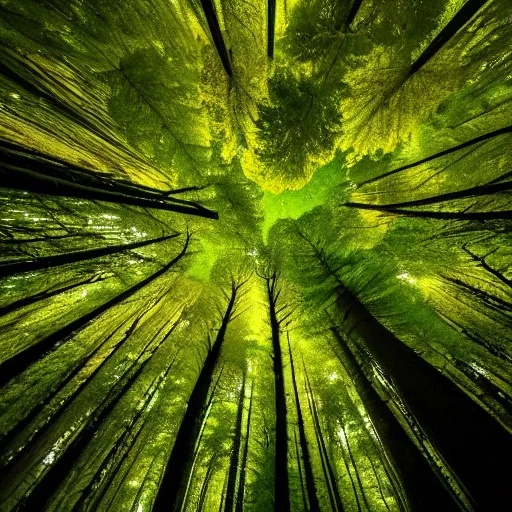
[0,0,511,511]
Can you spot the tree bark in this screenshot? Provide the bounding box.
[0,233,190,387]
[267,0,276,58]
[0,233,179,278]
[235,381,254,512]
[408,0,488,76]
[356,126,512,188]
[224,369,246,512]
[15,322,173,511]
[0,273,106,318]
[303,367,344,512]
[288,334,320,512]
[200,0,233,76]
[332,277,512,509]
[153,281,241,511]
[329,326,457,511]
[346,179,511,212]
[343,203,512,221]
[265,272,291,512]
[0,142,218,219]
[297,228,512,508]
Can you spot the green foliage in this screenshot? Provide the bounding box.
[1,0,511,510]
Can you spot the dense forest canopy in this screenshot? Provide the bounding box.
[0,0,511,510]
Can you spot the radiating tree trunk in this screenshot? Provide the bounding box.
[267,0,276,59]
[0,233,190,387]
[0,232,179,278]
[0,142,218,219]
[343,203,512,221]
[0,273,106,318]
[329,326,457,512]
[197,456,218,512]
[303,366,344,512]
[0,309,145,464]
[200,0,233,76]
[153,280,242,511]
[462,245,512,288]
[294,430,309,512]
[235,380,254,512]
[356,125,512,188]
[345,0,363,30]
[345,179,511,212]
[408,0,487,76]
[15,321,175,511]
[75,348,182,511]
[224,369,247,512]
[300,231,512,509]
[264,272,291,512]
[287,334,320,512]
[182,370,223,512]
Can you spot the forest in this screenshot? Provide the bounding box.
[0,0,511,510]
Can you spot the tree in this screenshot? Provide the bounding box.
[153,258,250,510]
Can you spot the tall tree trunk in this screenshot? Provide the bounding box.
[0,143,218,219]
[301,231,512,509]
[197,456,218,512]
[408,0,488,76]
[345,179,511,212]
[345,0,363,30]
[0,232,190,387]
[294,430,309,512]
[200,0,233,76]
[75,348,182,511]
[287,334,320,511]
[356,125,512,188]
[462,245,512,288]
[235,380,254,512]
[329,327,457,511]
[14,322,174,510]
[303,367,344,512]
[181,369,223,512]
[264,272,291,512]
[343,203,512,221]
[153,280,242,511]
[224,369,247,512]
[0,273,107,318]
[0,233,179,278]
[267,0,276,58]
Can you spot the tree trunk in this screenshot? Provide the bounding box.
[356,125,512,188]
[265,272,291,512]
[197,456,218,512]
[267,0,276,58]
[0,273,106,318]
[294,430,309,512]
[76,348,182,511]
[200,0,233,76]
[298,228,512,508]
[332,280,512,509]
[0,233,190,387]
[345,0,363,30]
[224,369,247,512]
[153,282,240,511]
[288,334,320,512]
[0,233,179,278]
[329,326,458,511]
[235,380,254,512]
[303,367,344,512]
[0,143,218,219]
[343,203,512,221]
[346,179,511,212]
[15,322,171,511]
[409,0,488,76]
